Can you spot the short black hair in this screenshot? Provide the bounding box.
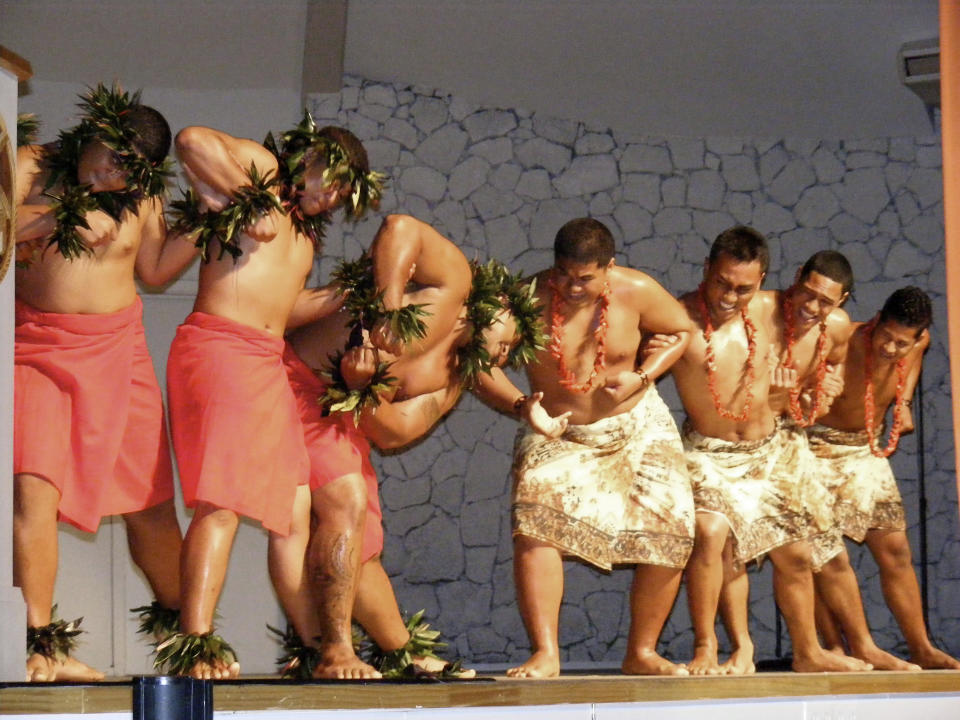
[799,250,854,295]
[125,105,171,165]
[554,217,615,266]
[708,225,769,274]
[879,286,932,336]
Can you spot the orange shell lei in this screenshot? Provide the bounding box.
[863,320,908,458]
[697,283,757,423]
[549,279,611,393]
[781,292,829,427]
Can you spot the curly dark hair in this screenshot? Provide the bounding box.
[879,286,932,336]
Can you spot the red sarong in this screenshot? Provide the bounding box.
[14,297,174,532]
[283,343,384,561]
[167,313,309,535]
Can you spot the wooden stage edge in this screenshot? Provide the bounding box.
[2,670,960,715]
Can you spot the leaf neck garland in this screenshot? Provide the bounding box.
[264,110,386,223]
[167,163,283,262]
[27,610,84,660]
[458,260,547,387]
[39,83,172,261]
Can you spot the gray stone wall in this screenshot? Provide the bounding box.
[307,76,958,666]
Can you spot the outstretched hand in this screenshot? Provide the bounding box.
[519,392,571,439]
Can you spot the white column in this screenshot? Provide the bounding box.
[0,56,28,682]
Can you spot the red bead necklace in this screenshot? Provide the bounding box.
[862,320,908,458]
[549,278,610,393]
[780,292,829,427]
[696,283,757,422]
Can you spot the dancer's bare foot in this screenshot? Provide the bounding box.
[721,645,756,675]
[413,655,477,678]
[850,644,920,671]
[186,658,240,680]
[909,646,960,670]
[622,649,689,676]
[25,653,105,682]
[506,649,560,678]
[687,643,724,675]
[313,646,381,680]
[793,648,872,673]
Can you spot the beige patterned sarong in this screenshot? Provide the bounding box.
[682,420,815,565]
[512,387,694,571]
[805,424,906,542]
[779,421,845,570]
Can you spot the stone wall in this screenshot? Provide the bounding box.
[307,76,958,666]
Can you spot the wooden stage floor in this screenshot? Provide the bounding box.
[2,670,960,715]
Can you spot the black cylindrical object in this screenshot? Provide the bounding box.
[132,676,213,720]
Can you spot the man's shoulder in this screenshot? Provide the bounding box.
[825,306,852,336]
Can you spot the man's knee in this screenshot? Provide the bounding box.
[770,542,813,575]
[692,513,730,554]
[312,473,367,520]
[13,474,60,522]
[871,532,913,570]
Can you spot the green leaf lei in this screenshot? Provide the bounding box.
[263,110,386,246]
[457,260,547,387]
[39,83,172,260]
[154,631,238,675]
[266,622,374,680]
[16,113,40,147]
[318,254,432,421]
[319,349,398,425]
[131,601,181,641]
[167,163,283,262]
[27,608,84,661]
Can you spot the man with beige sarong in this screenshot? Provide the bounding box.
[477,217,695,678]
[666,226,869,675]
[806,287,959,669]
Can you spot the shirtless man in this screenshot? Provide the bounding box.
[474,217,695,678]
[14,87,195,681]
[164,119,379,679]
[278,214,549,678]
[806,287,960,669]
[668,226,868,675]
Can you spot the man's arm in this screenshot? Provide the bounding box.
[135,197,199,287]
[175,125,281,242]
[371,214,461,308]
[605,274,693,402]
[15,145,55,244]
[287,283,346,330]
[359,384,461,450]
[899,329,931,434]
[368,214,473,354]
[473,367,570,438]
[635,274,693,379]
